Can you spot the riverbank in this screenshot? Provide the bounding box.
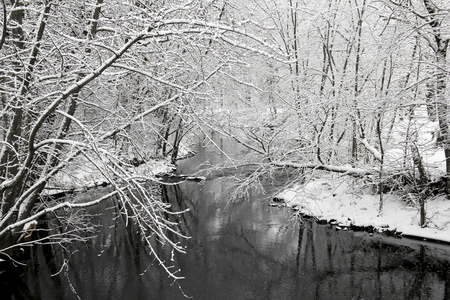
[276,174,450,244]
[44,139,198,193]
[45,157,176,193]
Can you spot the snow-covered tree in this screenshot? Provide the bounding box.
[0,0,283,277]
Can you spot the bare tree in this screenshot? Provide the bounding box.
[0,0,284,278]
[197,0,448,221]
[384,0,449,190]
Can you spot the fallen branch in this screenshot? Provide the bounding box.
[272,161,377,176]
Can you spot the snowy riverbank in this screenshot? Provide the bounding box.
[276,175,450,244]
[44,141,196,193]
[44,158,176,196]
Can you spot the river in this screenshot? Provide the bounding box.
[2,134,450,299]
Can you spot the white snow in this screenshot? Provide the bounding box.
[22,220,38,232]
[46,157,175,192]
[276,176,450,243]
[275,109,450,244]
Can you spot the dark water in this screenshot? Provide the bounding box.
[2,135,450,299]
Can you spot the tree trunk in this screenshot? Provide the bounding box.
[422,0,450,195]
[411,143,428,226]
[435,46,450,195]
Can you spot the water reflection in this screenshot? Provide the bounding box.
[2,138,450,299]
[2,175,450,299]
[158,178,450,300]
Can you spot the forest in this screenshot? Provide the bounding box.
[0,0,449,280]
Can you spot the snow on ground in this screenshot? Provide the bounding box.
[277,176,450,244]
[275,109,450,243]
[45,139,196,193]
[47,157,175,192]
[385,110,445,178]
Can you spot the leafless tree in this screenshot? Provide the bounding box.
[0,0,284,279]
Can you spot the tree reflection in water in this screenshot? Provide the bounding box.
[2,150,450,299]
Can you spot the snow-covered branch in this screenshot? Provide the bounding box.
[272,161,377,176]
[0,34,146,194]
[358,137,383,161]
[0,189,121,238]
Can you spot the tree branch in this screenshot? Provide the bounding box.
[0,0,6,51]
[0,189,121,238]
[272,161,376,176]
